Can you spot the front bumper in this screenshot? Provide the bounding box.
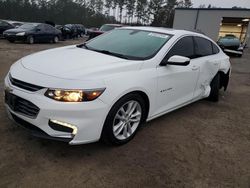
[223,48,243,55]
[219,45,244,55]
[8,112,73,142]
[4,34,27,41]
[4,75,109,145]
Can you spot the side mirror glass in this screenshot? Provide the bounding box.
[164,55,190,66]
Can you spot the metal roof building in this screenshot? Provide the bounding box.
[173,8,250,46]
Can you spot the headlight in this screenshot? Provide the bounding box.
[16,32,25,36]
[44,88,105,102]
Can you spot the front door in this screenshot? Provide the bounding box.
[155,36,199,115]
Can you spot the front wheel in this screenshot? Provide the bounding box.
[208,73,220,102]
[27,36,34,44]
[8,39,15,43]
[101,93,146,145]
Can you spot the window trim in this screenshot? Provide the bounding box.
[193,36,215,58]
[160,35,196,65]
[211,41,220,55]
[160,35,221,66]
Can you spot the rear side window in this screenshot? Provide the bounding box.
[44,24,56,32]
[212,42,220,54]
[165,36,195,60]
[194,37,213,57]
[0,21,10,27]
[37,24,45,31]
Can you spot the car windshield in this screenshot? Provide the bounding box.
[65,24,72,28]
[84,29,172,60]
[219,36,240,42]
[99,25,117,32]
[0,20,8,26]
[19,23,38,30]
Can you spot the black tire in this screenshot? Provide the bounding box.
[53,36,59,43]
[208,73,220,102]
[27,36,34,44]
[8,39,15,43]
[101,93,147,145]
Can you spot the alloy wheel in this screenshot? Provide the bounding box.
[113,100,142,140]
[54,36,59,43]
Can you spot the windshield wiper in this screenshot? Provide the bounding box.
[77,44,130,60]
[91,49,129,60]
[76,43,89,49]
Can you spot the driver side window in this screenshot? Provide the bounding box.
[164,36,195,61]
[0,21,9,27]
[36,24,45,31]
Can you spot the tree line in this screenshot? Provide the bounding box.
[0,0,192,27]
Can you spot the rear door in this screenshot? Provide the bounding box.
[192,36,221,99]
[44,24,56,41]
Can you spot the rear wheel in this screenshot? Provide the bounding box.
[101,93,146,145]
[53,36,59,43]
[8,39,15,43]
[208,73,220,102]
[27,36,34,44]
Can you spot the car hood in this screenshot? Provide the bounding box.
[4,28,27,34]
[20,45,142,81]
[90,30,104,34]
[218,39,240,47]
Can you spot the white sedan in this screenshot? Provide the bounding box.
[4,27,231,145]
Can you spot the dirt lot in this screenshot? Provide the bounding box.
[0,39,250,188]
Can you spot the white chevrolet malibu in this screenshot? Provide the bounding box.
[4,27,231,145]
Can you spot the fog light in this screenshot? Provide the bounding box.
[49,120,78,135]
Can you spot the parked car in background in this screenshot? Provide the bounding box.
[9,22,23,28]
[3,23,61,44]
[86,27,99,36]
[75,24,86,37]
[55,25,62,30]
[4,27,231,145]
[88,24,123,40]
[5,20,24,28]
[59,24,78,39]
[0,20,14,37]
[217,35,244,57]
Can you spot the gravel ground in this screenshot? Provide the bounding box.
[0,39,250,188]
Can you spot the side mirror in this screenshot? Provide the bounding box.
[35,28,41,32]
[161,55,190,66]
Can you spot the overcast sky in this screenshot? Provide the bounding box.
[192,0,250,8]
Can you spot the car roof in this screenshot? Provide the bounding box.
[2,19,25,24]
[120,26,205,37]
[105,24,123,27]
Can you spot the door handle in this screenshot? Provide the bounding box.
[192,66,199,71]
